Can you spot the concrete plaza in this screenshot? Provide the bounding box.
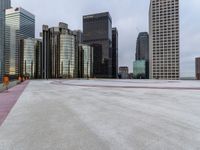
[0,79,200,150]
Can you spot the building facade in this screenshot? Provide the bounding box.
[112,27,118,78]
[136,32,149,61]
[41,23,76,79]
[134,32,149,79]
[79,44,93,78]
[5,7,35,78]
[133,60,147,79]
[20,38,42,79]
[196,57,200,80]
[60,31,76,78]
[119,66,129,79]
[73,30,83,78]
[83,12,112,78]
[0,0,11,79]
[149,0,180,80]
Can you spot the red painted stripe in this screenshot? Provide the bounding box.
[0,81,29,126]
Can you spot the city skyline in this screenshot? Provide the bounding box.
[12,0,200,77]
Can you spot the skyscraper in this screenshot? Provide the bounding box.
[0,0,11,79]
[149,0,180,80]
[5,7,35,78]
[196,57,200,80]
[136,32,149,61]
[73,30,83,78]
[112,27,118,78]
[79,44,93,78]
[41,23,76,79]
[134,32,149,79]
[83,12,112,78]
[20,38,42,79]
[133,60,147,79]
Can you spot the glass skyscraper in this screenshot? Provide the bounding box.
[42,23,76,79]
[5,7,35,77]
[134,32,149,79]
[83,12,113,78]
[133,60,147,79]
[20,38,42,79]
[112,28,118,78]
[0,0,11,80]
[135,32,149,61]
[73,30,83,78]
[60,33,76,78]
[79,44,93,78]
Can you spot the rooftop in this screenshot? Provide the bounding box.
[6,7,35,19]
[0,79,200,149]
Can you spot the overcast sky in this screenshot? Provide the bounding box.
[12,0,200,77]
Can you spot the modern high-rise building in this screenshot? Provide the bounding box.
[112,27,118,78]
[79,44,93,78]
[60,29,76,78]
[0,0,11,79]
[136,32,149,61]
[73,30,83,78]
[41,23,76,79]
[149,0,180,80]
[196,57,200,80]
[83,12,112,78]
[134,32,149,79]
[20,38,42,79]
[133,60,147,79]
[5,7,35,78]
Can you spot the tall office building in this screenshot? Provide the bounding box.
[73,30,83,78]
[20,38,42,79]
[136,32,149,61]
[5,7,35,78]
[112,27,118,78]
[78,44,93,78]
[196,57,200,80]
[0,0,11,79]
[133,60,147,79]
[149,0,180,80]
[134,32,149,79]
[42,23,76,79]
[83,12,112,78]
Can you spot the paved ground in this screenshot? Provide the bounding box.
[0,79,200,150]
[0,81,29,126]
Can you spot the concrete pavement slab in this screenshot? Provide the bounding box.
[0,80,200,150]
